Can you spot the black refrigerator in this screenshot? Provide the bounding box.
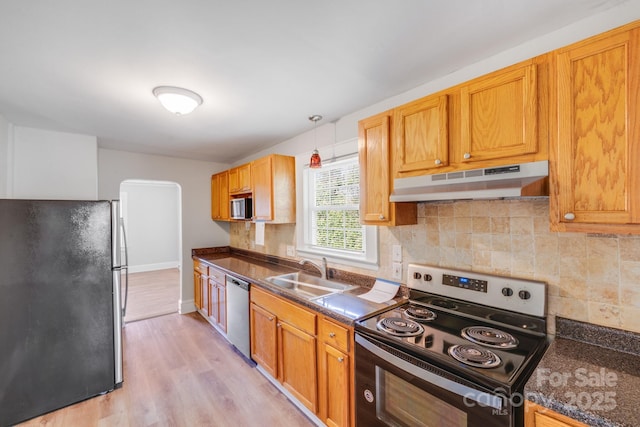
[0,199,127,426]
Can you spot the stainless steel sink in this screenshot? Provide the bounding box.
[265,272,357,300]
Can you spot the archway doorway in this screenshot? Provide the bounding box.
[119,180,182,322]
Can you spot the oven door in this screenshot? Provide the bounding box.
[355,333,512,427]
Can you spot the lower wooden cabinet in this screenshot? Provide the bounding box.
[250,287,354,426]
[525,401,589,427]
[193,259,209,316]
[208,266,227,333]
[318,317,353,427]
[250,286,318,413]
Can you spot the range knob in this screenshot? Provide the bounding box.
[501,287,513,297]
[518,290,531,300]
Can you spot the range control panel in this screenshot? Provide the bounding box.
[442,274,487,293]
[407,263,546,317]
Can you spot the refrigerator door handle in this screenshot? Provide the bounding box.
[120,218,129,318]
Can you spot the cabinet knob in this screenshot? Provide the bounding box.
[564,212,576,221]
[378,214,385,220]
[329,332,336,338]
[268,316,275,321]
[463,152,471,160]
[276,322,281,327]
[434,159,442,166]
[337,357,344,363]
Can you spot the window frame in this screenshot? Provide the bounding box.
[296,153,378,269]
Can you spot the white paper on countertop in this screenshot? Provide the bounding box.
[255,221,265,246]
[358,278,400,303]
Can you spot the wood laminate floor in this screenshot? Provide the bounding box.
[20,313,315,427]
[124,268,180,323]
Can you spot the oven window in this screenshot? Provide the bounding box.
[376,366,467,427]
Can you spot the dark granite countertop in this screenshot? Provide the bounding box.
[525,317,640,427]
[192,247,403,325]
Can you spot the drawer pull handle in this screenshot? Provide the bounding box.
[329,332,336,338]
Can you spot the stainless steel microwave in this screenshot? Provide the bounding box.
[230,197,252,220]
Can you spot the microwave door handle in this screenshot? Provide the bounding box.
[355,334,504,411]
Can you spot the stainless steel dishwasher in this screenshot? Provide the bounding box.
[225,275,251,360]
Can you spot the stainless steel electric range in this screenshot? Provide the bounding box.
[354,264,549,427]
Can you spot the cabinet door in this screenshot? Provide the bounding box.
[218,281,227,333]
[200,275,209,317]
[319,342,350,427]
[252,155,273,220]
[193,270,202,310]
[395,94,449,174]
[553,28,640,230]
[210,171,229,221]
[208,279,218,325]
[460,62,538,163]
[278,321,318,413]
[358,112,417,225]
[250,303,278,378]
[525,401,589,427]
[229,163,251,194]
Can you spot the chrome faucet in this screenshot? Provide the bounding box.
[299,257,328,279]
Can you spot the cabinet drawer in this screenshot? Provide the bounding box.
[251,287,316,335]
[209,266,225,284]
[194,259,208,276]
[320,317,350,353]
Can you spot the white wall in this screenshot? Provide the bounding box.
[0,115,8,198]
[9,126,98,199]
[120,180,180,273]
[98,148,230,313]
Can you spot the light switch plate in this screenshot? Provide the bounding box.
[392,262,402,280]
[286,245,296,257]
[392,245,402,262]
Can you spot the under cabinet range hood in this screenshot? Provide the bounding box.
[389,160,548,202]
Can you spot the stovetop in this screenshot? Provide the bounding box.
[354,264,549,391]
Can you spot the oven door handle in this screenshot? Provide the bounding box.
[356,334,504,411]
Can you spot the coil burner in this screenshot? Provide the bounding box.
[377,317,424,337]
[448,344,501,368]
[403,304,437,322]
[462,326,518,349]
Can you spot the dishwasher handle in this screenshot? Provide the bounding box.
[226,276,250,292]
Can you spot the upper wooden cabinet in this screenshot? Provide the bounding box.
[394,94,449,175]
[210,171,229,221]
[229,163,252,195]
[211,154,295,223]
[251,154,296,223]
[458,61,539,164]
[358,111,417,226]
[550,24,640,233]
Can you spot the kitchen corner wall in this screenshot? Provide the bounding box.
[231,198,640,335]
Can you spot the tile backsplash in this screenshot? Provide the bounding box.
[230,198,640,335]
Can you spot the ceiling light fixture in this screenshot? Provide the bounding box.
[152,86,203,115]
[309,114,322,169]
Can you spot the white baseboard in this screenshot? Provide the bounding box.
[128,261,180,273]
[180,298,196,314]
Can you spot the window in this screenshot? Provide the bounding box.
[299,155,378,267]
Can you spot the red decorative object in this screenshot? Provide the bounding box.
[310,149,322,168]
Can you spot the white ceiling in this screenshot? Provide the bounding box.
[0,0,630,163]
